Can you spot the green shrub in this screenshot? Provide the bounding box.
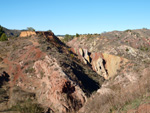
[62,34,74,42]
[70,54,74,58]
[0,26,4,36]
[9,99,44,113]
[139,46,149,51]
[87,33,92,38]
[76,33,79,37]
[0,33,8,41]
[126,48,129,52]
[0,26,8,41]
[25,67,35,73]
[47,29,52,32]
[125,29,132,32]
[27,27,35,31]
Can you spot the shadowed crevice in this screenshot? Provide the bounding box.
[0,71,10,88]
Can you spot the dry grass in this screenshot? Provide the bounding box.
[80,68,150,113]
[111,74,150,112]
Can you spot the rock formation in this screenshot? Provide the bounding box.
[33,55,86,112]
[20,31,36,37]
[67,30,150,80]
[36,31,54,39]
[70,48,128,79]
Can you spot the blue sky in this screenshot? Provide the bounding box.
[0,0,150,35]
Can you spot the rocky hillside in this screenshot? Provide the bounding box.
[67,29,150,79]
[0,27,150,113]
[67,29,150,112]
[0,30,104,113]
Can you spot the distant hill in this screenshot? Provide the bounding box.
[1,26,21,37]
[56,35,65,37]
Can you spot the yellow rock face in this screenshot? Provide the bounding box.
[20,31,36,37]
[102,53,128,79]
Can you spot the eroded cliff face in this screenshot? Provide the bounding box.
[67,31,150,80]
[0,32,104,112]
[19,31,55,38]
[70,48,128,79]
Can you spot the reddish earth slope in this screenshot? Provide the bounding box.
[0,32,104,113]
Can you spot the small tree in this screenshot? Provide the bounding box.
[76,33,79,37]
[0,25,4,36]
[0,26,7,41]
[62,34,74,42]
[0,33,8,41]
[47,30,52,32]
[27,27,35,31]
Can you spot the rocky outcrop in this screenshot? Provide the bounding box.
[57,36,64,40]
[91,53,108,79]
[36,31,54,39]
[71,48,128,79]
[20,31,36,37]
[91,53,128,79]
[78,48,90,64]
[67,30,150,76]
[33,55,86,112]
[19,31,61,44]
[102,53,128,78]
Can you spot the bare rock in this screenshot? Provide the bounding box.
[20,31,36,37]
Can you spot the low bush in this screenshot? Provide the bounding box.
[62,34,74,42]
[9,99,44,113]
[125,29,132,32]
[0,33,8,41]
[27,27,35,31]
[76,33,79,37]
[0,26,8,41]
